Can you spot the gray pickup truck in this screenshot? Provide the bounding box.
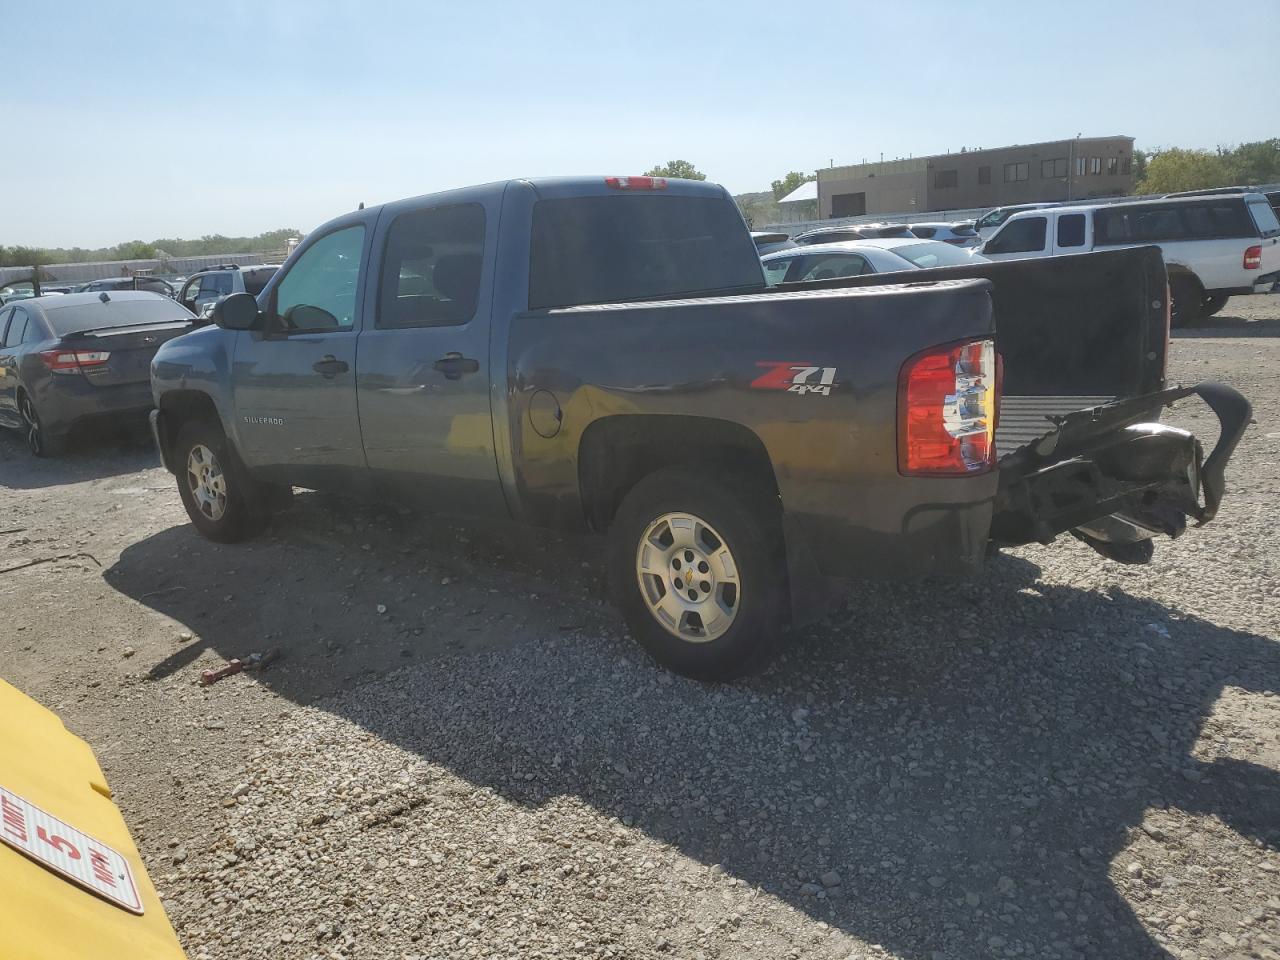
[149,176,1249,679]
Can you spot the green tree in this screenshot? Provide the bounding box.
[643,160,706,181]
[1223,139,1280,185]
[1135,148,1231,195]
[1131,149,1148,186]
[770,171,814,200]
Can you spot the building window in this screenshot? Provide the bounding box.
[1041,158,1067,179]
[1076,156,1086,176]
[934,169,958,189]
[1003,162,1029,183]
[1089,157,1102,175]
[1121,157,1131,175]
[978,165,991,185]
[1107,157,1118,175]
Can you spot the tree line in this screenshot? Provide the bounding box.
[0,228,300,270]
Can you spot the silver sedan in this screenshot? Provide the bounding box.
[761,237,986,286]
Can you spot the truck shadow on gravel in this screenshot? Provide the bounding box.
[106,503,1280,960]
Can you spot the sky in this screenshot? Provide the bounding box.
[1,0,1271,248]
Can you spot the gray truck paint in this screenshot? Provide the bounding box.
[150,177,1246,597]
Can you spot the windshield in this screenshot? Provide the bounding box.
[889,242,981,268]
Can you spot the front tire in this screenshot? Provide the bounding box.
[609,469,786,681]
[173,419,267,543]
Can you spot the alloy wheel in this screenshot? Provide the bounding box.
[635,511,741,643]
[186,444,228,521]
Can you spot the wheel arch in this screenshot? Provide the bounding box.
[577,414,781,533]
[155,390,225,474]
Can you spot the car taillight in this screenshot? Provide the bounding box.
[1244,245,1262,270]
[604,176,667,190]
[898,338,997,476]
[39,350,110,374]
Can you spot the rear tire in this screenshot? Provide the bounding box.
[18,392,65,458]
[1168,275,1203,328]
[608,469,786,681]
[173,419,268,543]
[1202,293,1230,318]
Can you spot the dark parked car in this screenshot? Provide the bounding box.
[793,222,915,245]
[78,276,176,298]
[0,291,194,455]
[751,231,797,256]
[150,176,1247,679]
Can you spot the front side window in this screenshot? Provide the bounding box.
[201,273,233,296]
[985,216,1047,254]
[1057,214,1086,248]
[273,225,366,333]
[797,254,868,281]
[0,307,19,347]
[378,204,485,328]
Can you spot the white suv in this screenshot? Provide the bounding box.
[977,194,1280,325]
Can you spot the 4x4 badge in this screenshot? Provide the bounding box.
[751,362,839,396]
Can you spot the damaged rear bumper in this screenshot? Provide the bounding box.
[989,382,1251,561]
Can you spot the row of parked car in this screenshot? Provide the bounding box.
[754,185,1280,326]
[1,262,280,318]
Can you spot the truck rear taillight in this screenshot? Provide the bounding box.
[39,350,110,374]
[1244,245,1262,270]
[898,338,997,476]
[604,176,667,190]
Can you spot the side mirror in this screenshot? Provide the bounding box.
[211,292,260,330]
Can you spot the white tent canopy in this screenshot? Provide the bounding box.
[778,180,818,203]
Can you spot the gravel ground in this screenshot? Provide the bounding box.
[2,297,1279,960]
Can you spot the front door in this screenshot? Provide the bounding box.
[231,222,369,489]
[356,200,505,514]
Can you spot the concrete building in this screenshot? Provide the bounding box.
[817,136,1135,219]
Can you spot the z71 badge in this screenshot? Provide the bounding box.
[751,362,839,396]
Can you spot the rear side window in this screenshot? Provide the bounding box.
[43,296,193,336]
[950,224,976,237]
[529,195,762,310]
[1248,199,1280,238]
[911,226,936,238]
[378,203,486,328]
[985,216,1047,255]
[762,258,793,286]
[1095,201,1255,245]
[1057,214,1086,248]
[2,308,24,347]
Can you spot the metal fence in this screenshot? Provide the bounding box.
[0,251,288,287]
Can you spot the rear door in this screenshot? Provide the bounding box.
[1051,211,1090,255]
[356,199,505,513]
[231,223,369,487]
